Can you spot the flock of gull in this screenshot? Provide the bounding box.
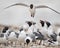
[0,3,60,48]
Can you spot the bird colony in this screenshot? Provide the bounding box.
[0,3,60,48]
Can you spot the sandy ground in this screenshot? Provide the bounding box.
[0,44,60,48]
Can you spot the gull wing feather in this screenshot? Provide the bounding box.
[4,3,29,9]
[36,5,60,14]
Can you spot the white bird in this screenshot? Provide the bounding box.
[39,20,48,37]
[37,20,53,45]
[0,33,8,46]
[18,30,26,42]
[40,20,54,38]
[18,30,26,46]
[45,21,54,37]
[7,31,17,46]
[4,3,60,17]
[56,28,60,45]
[56,28,60,35]
[25,36,32,46]
[57,36,60,46]
[26,21,38,33]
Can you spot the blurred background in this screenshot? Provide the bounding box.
[0,0,60,26]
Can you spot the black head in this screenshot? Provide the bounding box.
[40,20,44,27]
[30,4,33,9]
[20,28,23,32]
[2,26,9,33]
[26,39,30,45]
[46,21,51,28]
[59,33,60,36]
[26,21,32,27]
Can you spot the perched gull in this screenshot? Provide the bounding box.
[39,20,48,37]
[17,23,29,45]
[7,31,18,46]
[38,20,55,45]
[25,36,32,46]
[24,33,36,47]
[4,3,60,17]
[26,21,37,32]
[25,21,33,27]
[0,33,8,46]
[56,28,60,45]
[18,30,26,45]
[45,21,54,37]
[42,21,58,46]
[33,29,46,45]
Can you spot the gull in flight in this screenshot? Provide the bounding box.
[4,3,60,17]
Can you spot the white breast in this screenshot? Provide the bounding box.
[8,32,17,41]
[0,34,7,43]
[18,31,26,43]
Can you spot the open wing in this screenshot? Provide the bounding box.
[4,3,29,9]
[36,5,60,14]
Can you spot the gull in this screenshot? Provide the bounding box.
[56,28,60,46]
[25,36,32,46]
[33,29,46,45]
[45,21,54,37]
[43,20,57,40]
[24,33,36,47]
[17,23,29,46]
[0,33,8,46]
[39,20,48,36]
[26,21,36,27]
[4,3,60,17]
[18,29,26,46]
[7,31,18,47]
[25,21,37,33]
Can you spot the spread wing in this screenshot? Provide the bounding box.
[4,3,29,9]
[36,5,60,14]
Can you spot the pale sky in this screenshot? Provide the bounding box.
[0,0,60,26]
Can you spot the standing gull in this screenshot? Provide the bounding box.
[4,3,60,17]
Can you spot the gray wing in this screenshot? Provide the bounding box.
[36,5,60,14]
[4,3,29,9]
